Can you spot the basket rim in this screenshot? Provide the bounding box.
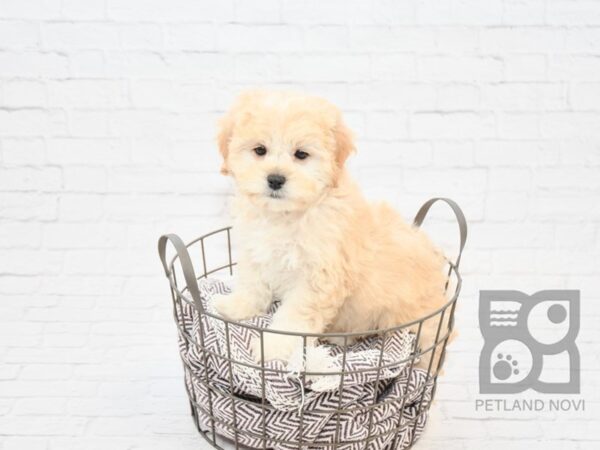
[165,226,462,339]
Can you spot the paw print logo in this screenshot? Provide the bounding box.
[493,353,519,380]
[479,290,580,394]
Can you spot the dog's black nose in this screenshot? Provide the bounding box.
[267,174,286,190]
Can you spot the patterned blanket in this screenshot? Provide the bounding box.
[177,278,433,450]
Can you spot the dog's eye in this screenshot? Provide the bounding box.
[253,146,267,156]
[294,149,309,160]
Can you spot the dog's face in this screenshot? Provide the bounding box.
[217,91,355,212]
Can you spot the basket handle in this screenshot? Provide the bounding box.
[413,198,467,269]
[158,234,204,313]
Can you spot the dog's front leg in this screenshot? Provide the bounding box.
[213,259,272,321]
[257,283,344,363]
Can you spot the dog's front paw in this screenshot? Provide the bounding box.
[323,335,359,347]
[251,332,303,364]
[212,293,262,321]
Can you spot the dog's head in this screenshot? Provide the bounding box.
[217,90,355,212]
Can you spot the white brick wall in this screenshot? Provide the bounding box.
[1,1,599,449]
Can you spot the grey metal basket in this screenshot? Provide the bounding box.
[158,197,466,450]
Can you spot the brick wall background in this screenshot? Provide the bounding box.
[1,0,599,449]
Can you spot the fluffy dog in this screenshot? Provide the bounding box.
[213,90,450,369]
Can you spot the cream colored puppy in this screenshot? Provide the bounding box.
[213,90,448,367]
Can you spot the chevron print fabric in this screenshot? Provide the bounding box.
[175,278,433,450]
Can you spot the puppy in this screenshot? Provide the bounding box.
[213,90,450,369]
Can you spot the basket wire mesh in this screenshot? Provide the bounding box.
[158,197,466,450]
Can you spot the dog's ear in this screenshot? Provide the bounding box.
[331,115,355,186]
[334,119,355,168]
[217,90,265,175]
[216,112,234,175]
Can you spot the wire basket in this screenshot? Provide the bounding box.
[158,197,466,450]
